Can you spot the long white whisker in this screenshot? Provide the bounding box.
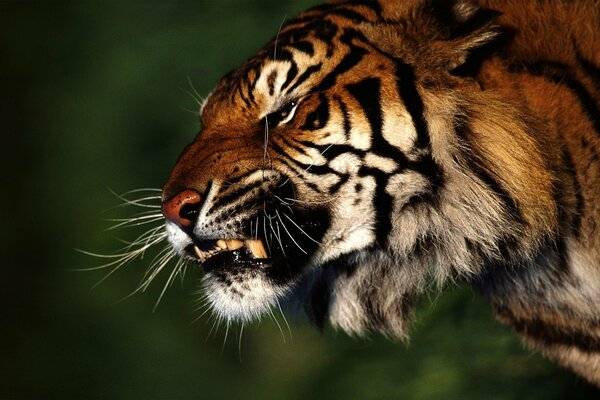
[187,76,205,106]
[140,245,173,283]
[281,212,320,244]
[89,238,164,288]
[206,315,221,342]
[238,323,245,362]
[276,299,293,343]
[273,15,287,61]
[141,249,176,292]
[153,252,181,311]
[222,320,231,354]
[105,215,164,231]
[119,188,162,195]
[268,307,286,343]
[276,210,307,254]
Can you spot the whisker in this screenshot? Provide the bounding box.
[140,248,176,292]
[276,210,307,254]
[206,315,221,342]
[75,232,166,270]
[276,299,293,344]
[119,188,162,195]
[89,239,164,289]
[222,320,231,354]
[140,245,173,283]
[273,15,287,61]
[105,215,164,231]
[268,307,286,343]
[281,212,321,244]
[277,143,335,188]
[238,323,245,362]
[107,189,162,210]
[187,76,205,105]
[153,252,181,311]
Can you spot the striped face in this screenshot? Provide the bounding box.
[161,2,444,322]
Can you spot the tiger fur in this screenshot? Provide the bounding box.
[160,0,600,385]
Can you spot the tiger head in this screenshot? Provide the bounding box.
[161,0,557,337]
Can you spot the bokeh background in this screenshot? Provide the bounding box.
[2,1,598,399]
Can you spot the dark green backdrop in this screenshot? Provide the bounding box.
[2,1,597,399]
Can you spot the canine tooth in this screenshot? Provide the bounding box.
[245,239,268,259]
[226,239,244,250]
[193,245,206,262]
[216,240,227,250]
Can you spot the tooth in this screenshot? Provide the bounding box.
[245,239,268,259]
[226,239,244,250]
[193,245,206,262]
[216,240,227,250]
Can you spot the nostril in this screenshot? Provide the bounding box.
[161,189,202,228]
[179,202,199,221]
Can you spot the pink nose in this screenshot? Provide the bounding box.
[161,190,201,228]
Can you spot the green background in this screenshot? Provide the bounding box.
[1,1,598,399]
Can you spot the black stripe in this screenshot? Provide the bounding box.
[509,61,600,137]
[575,47,600,89]
[301,93,330,130]
[346,78,410,166]
[496,307,600,353]
[296,141,365,160]
[281,136,312,158]
[316,45,367,91]
[271,141,337,177]
[358,166,394,248]
[395,61,431,149]
[346,78,383,137]
[346,78,394,246]
[328,173,350,194]
[454,117,526,226]
[287,40,314,57]
[266,70,277,96]
[208,180,264,214]
[285,63,322,93]
[301,0,382,16]
[281,62,299,92]
[235,82,251,108]
[334,95,352,140]
[561,146,584,238]
[266,48,294,63]
[328,8,371,23]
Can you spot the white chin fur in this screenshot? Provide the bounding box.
[202,270,292,322]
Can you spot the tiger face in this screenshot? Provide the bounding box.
[161,2,450,325]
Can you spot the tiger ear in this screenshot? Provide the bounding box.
[420,0,502,71]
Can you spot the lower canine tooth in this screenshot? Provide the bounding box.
[193,245,206,262]
[245,239,268,259]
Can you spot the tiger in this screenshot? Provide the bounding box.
[159,0,600,385]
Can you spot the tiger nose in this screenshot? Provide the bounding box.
[161,189,202,229]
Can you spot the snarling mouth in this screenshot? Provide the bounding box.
[186,238,271,273]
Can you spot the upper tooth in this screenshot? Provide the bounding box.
[216,240,227,249]
[245,239,268,259]
[226,239,244,250]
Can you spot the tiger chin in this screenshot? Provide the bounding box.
[160,0,600,386]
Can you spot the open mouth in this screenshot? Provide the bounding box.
[186,238,271,273]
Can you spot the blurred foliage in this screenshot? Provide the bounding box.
[1,1,598,399]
